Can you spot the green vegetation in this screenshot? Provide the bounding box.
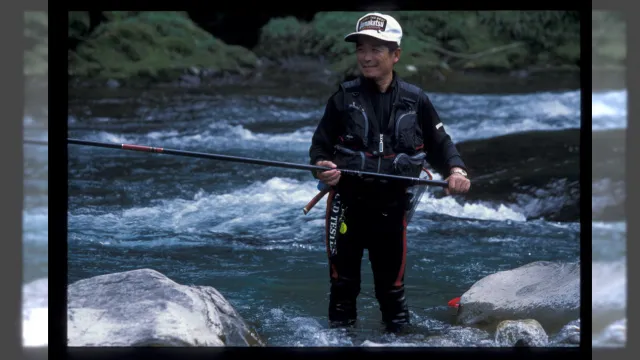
[68,11,582,86]
[592,11,625,69]
[68,11,258,83]
[25,11,48,79]
[255,11,580,81]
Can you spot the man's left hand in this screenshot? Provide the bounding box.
[444,173,470,195]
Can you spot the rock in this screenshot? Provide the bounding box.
[106,79,120,88]
[550,319,580,345]
[23,278,48,347]
[456,261,579,333]
[476,339,496,347]
[454,129,580,222]
[67,268,264,347]
[593,318,626,347]
[592,260,626,335]
[495,319,548,347]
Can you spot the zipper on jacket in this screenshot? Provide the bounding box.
[377,134,383,172]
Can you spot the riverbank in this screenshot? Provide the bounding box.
[67,11,587,93]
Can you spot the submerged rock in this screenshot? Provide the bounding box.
[495,319,548,347]
[67,268,264,347]
[456,261,580,333]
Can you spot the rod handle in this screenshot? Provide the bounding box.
[303,188,330,215]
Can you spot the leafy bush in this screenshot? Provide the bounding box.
[69,11,259,80]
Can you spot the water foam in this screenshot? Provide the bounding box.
[22,278,48,347]
[415,192,526,222]
[69,176,526,251]
[429,90,580,142]
[592,90,627,130]
[82,125,314,152]
[23,206,48,243]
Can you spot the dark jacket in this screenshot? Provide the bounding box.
[309,73,467,208]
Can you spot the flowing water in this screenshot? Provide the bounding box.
[64,81,583,347]
[591,89,627,347]
[23,85,49,347]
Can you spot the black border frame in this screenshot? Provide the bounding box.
[41,2,611,359]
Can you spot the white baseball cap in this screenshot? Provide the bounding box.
[344,12,403,46]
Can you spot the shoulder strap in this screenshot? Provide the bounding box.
[397,80,423,107]
[340,77,362,109]
[341,77,361,91]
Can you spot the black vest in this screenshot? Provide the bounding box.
[333,77,427,180]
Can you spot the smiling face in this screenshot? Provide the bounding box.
[355,36,401,80]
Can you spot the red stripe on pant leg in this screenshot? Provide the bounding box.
[325,190,338,279]
[394,212,408,287]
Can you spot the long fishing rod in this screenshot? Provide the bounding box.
[26,138,450,213]
[63,138,448,186]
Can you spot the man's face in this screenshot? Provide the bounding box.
[355,37,400,80]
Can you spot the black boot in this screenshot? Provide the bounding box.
[376,285,410,333]
[328,277,360,328]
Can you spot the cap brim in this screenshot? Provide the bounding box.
[344,30,399,45]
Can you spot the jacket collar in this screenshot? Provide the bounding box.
[360,71,398,93]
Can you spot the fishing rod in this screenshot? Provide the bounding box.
[26,138,450,213]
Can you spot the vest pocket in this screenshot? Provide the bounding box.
[394,111,423,153]
[341,105,369,149]
[334,146,366,171]
[392,153,426,178]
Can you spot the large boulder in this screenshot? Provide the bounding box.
[456,261,580,333]
[23,278,48,347]
[592,260,626,338]
[67,268,264,346]
[454,129,580,222]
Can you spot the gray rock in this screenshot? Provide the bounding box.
[593,318,626,347]
[106,79,120,88]
[457,261,580,332]
[67,268,264,347]
[550,319,580,345]
[592,260,626,335]
[495,319,548,347]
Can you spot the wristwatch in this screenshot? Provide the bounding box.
[450,168,467,177]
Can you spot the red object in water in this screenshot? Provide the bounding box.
[448,297,461,308]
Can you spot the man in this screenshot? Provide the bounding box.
[309,12,471,332]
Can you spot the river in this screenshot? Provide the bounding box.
[61,73,583,347]
[24,71,624,347]
[591,86,627,347]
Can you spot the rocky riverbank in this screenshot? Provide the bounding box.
[65,263,580,347]
[67,11,588,92]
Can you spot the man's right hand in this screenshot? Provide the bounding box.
[316,160,341,186]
